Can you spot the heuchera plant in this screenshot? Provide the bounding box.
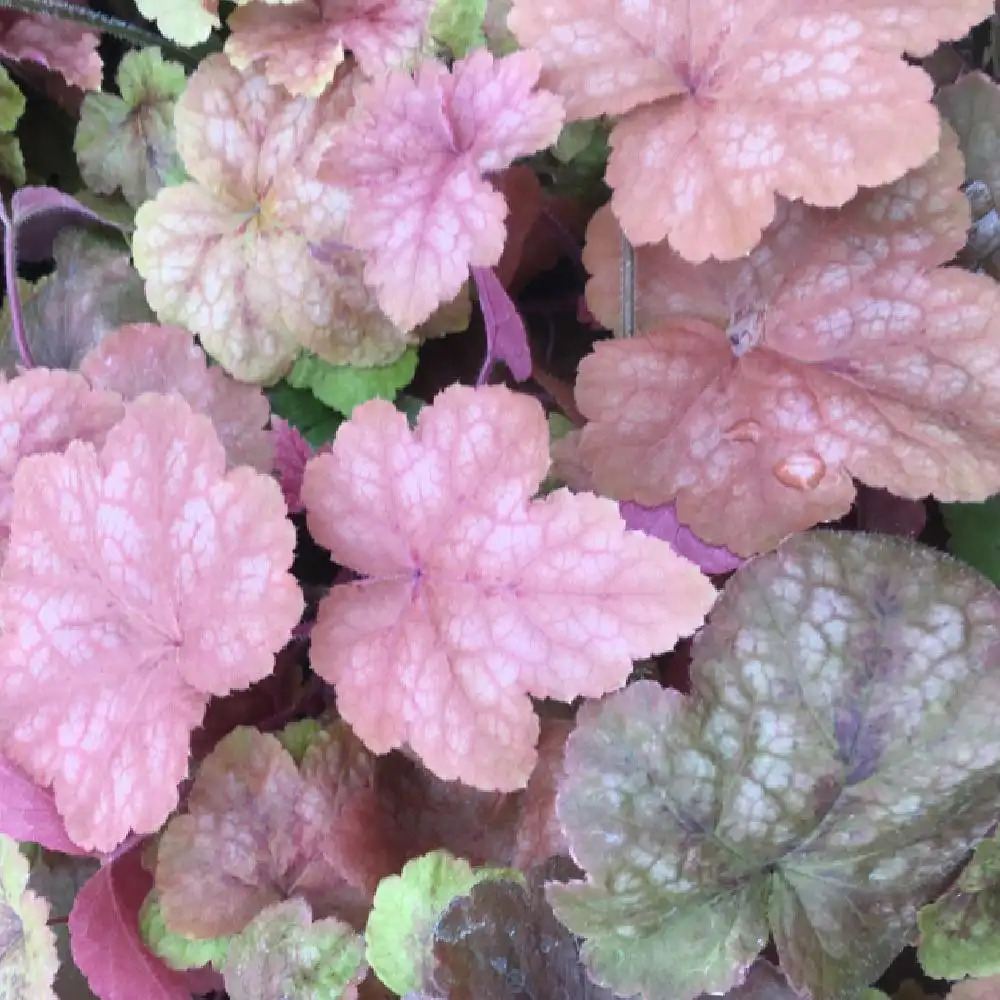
[7,4,1000,1000]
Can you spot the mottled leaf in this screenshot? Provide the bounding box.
[140,890,232,972]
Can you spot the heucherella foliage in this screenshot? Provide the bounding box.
[0,394,302,851]
[576,127,1000,556]
[508,0,992,261]
[0,833,58,1000]
[918,830,1000,979]
[320,49,565,331]
[140,891,232,972]
[134,0,220,46]
[365,849,522,996]
[226,0,433,98]
[0,6,101,92]
[428,0,487,58]
[0,65,25,187]
[549,532,1000,1000]
[301,383,717,790]
[74,47,188,210]
[133,55,402,384]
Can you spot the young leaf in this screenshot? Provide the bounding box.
[0,394,302,851]
[0,833,58,1000]
[365,850,521,996]
[140,891,232,972]
[0,368,123,562]
[320,50,564,331]
[288,347,418,416]
[222,897,366,1000]
[575,127,1000,556]
[301,383,717,790]
[272,417,324,513]
[133,0,221,46]
[943,496,1000,585]
[918,830,1000,979]
[508,0,991,261]
[0,9,101,92]
[428,0,487,58]
[74,47,188,209]
[471,266,531,382]
[549,531,1000,1000]
[0,756,85,856]
[69,848,201,1000]
[268,382,342,449]
[133,55,403,383]
[0,65,25,186]
[226,0,433,98]
[155,725,396,939]
[79,322,274,472]
[10,186,120,264]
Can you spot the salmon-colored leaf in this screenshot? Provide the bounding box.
[575,127,1000,556]
[80,323,273,472]
[155,725,396,939]
[321,50,564,331]
[226,0,433,97]
[0,394,302,851]
[508,0,991,260]
[301,383,716,790]
[0,9,101,92]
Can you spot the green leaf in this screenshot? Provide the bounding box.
[944,496,1000,585]
[548,531,1000,1000]
[0,65,25,133]
[267,382,341,449]
[918,830,1000,979]
[287,348,418,417]
[222,897,365,1000]
[276,719,324,766]
[429,0,487,57]
[365,850,523,996]
[139,891,231,972]
[74,47,187,208]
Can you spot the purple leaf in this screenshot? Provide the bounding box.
[11,186,120,263]
[0,754,88,855]
[619,500,743,574]
[472,266,531,383]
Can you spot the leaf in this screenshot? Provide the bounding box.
[0,229,156,374]
[133,55,404,384]
[936,72,1000,208]
[0,9,101,92]
[0,367,123,563]
[951,978,1000,1000]
[471,266,531,382]
[365,850,522,996]
[918,830,1000,979]
[288,347,419,416]
[155,725,396,939]
[268,382,342,449]
[429,0,487,58]
[574,127,1000,556]
[301,383,716,790]
[69,848,199,1000]
[139,891,232,972]
[74,47,188,209]
[10,185,121,264]
[272,417,323,512]
[0,833,57,1000]
[944,496,1000,585]
[426,859,616,1000]
[320,49,564,330]
[222,897,366,1000]
[226,0,433,98]
[133,0,221,46]
[79,322,274,472]
[0,756,86,855]
[0,65,25,187]
[0,394,302,851]
[548,531,1000,1000]
[508,0,992,262]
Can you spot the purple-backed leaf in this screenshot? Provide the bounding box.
[619,500,744,574]
[472,266,531,382]
[272,418,316,513]
[10,185,120,263]
[0,754,86,855]
[426,857,617,999]
[549,531,1000,1000]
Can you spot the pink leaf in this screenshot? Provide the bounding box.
[80,323,274,472]
[11,185,119,263]
[321,50,564,331]
[508,0,992,261]
[272,417,319,513]
[0,755,87,855]
[619,501,744,575]
[0,394,302,851]
[301,384,716,790]
[0,8,101,92]
[472,266,531,383]
[69,848,204,1000]
[0,369,123,563]
[226,0,433,97]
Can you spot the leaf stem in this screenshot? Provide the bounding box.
[620,230,635,338]
[0,198,33,369]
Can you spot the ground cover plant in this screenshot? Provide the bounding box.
[11,2,1000,999]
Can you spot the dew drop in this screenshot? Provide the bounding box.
[772,452,826,490]
[723,418,762,444]
[726,307,766,357]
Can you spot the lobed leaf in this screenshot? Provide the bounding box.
[302,383,716,790]
[549,531,1000,1000]
[134,0,221,46]
[287,347,418,416]
[140,891,232,972]
[429,0,487,57]
[0,8,101,92]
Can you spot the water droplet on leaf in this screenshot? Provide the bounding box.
[723,418,762,443]
[772,452,826,490]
